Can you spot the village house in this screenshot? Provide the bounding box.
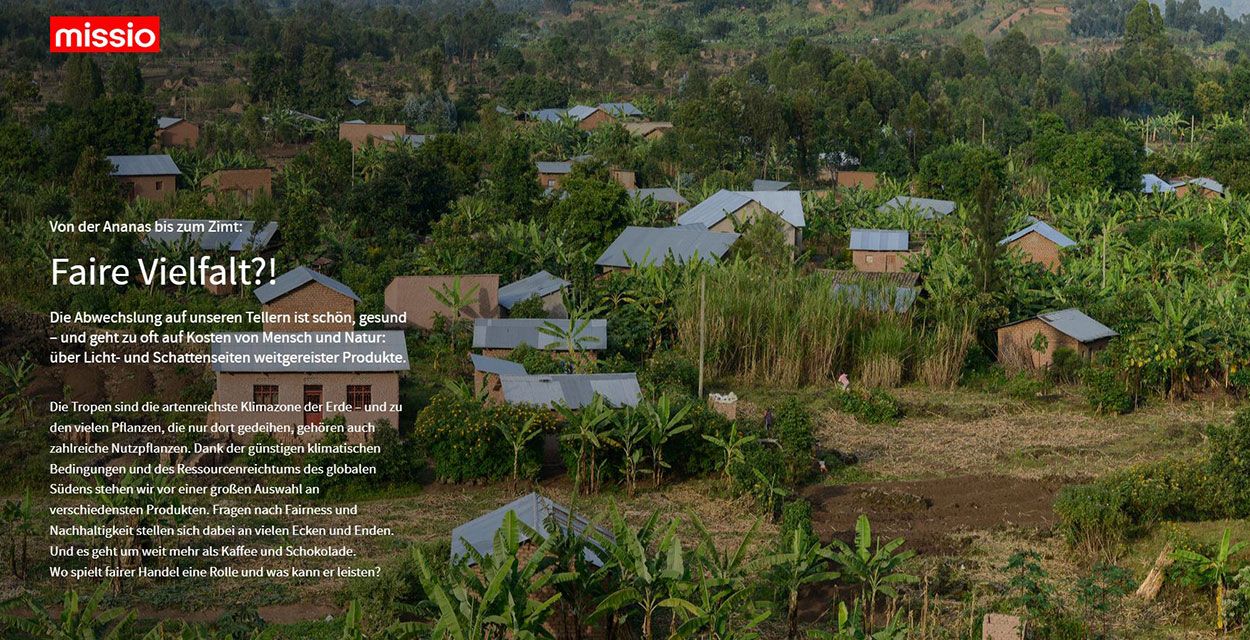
[201,168,273,204]
[498,372,641,409]
[678,189,806,247]
[1141,173,1176,194]
[997,308,1118,370]
[384,274,500,331]
[849,229,921,273]
[338,122,408,150]
[536,156,635,190]
[622,121,673,140]
[1174,177,1226,199]
[108,154,181,202]
[450,493,616,639]
[527,102,643,131]
[877,195,956,220]
[209,330,408,443]
[596,226,740,271]
[255,266,359,332]
[155,117,199,148]
[498,271,570,318]
[472,318,608,359]
[835,170,879,190]
[999,220,1076,273]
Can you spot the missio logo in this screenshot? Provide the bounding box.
[49,16,160,53]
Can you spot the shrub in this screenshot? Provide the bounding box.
[508,295,548,319]
[1230,367,1250,396]
[775,399,816,485]
[1207,409,1250,516]
[1053,481,1133,561]
[731,438,784,495]
[832,387,903,425]
[665,401,731,478]
[507,343,564,375]
[1083,367,1134,414]
[640,350,699,397]
[413,393,554,482]
[779,499,814,544]
[1049,347,1086,384]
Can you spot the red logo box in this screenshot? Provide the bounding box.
[50,16,160,53]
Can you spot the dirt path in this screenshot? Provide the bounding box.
[804,475,1063,555]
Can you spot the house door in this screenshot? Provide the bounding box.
[303,385,323,425]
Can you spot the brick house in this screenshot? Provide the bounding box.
[678,189,806,247]
[835,170,878,190]
[202,168,273,204]
[850,229,920,273]
[155,117,199,148]
[451,493,616,639]
[209,331,408,443]
[384,274,500,331]
[471,354,527,399]
[527,102,642,132]
[472,318,608,359]
[498,271,570,319]
[255,266,359,332]
[108,155,180,202]
[999,220,1076,273]
[1174,177,1226,199]
[338,122,408,151]
[622,121,672,140]
[997,308,1117,370]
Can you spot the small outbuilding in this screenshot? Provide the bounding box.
[997,308,1118,370]
[156,117,199,148]
[498,271,570,319]
[1175,177,1225,199]
[678,189,806,246]
[202,168,273,204]
[255,266,359,332]
[338,122,408,151]
[999,220,1076,273]
[109,154,181,202]
[849,229,919,273]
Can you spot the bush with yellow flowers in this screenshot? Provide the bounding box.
[413,392,555,482]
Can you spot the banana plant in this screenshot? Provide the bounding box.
[820,515,917,631]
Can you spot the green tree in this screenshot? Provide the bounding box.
[917,143,1006,204]
[69,147,123,223]
[62,55,103,109]
[546,162,630,250]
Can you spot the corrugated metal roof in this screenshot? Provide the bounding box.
[752,179,792,191]
[147,219,278,252]
[833,284,918,313]
[536,160,574,174]
[595,226,739,268]
[528,108,567,123]
[347,97,368,107]
[470,354,527,376]
[499,373,641,409]
[1186,177,1225,194]
[473,319,608,350]
[1036,308,1118,343]
[678,189,805,229]
[156,116,184,129]
[498,271,570,310]
[849,228,909,251]
[1141,174,1175,193]
[999,221,1076,248]
[629,187,688,206]
[566,105,598,121]
[210,331,409,372]
[450,493,613,567]
[598,102,642,117]
[108,154,181,177]
[254,266,360,304]
[384,133,428,147]
[877,196,956,220]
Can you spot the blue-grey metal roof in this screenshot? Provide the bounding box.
[210,331,409,372]
[450,493,613,567]
[528,108,568,123]
[833,284,918,313]
[384,133,428,147]
[678,189,806,229]
[999,221,1076,248]
[1140,174,1175,193]
[499,373,641,409]
[108,154,181,177]
[536,160,574,174]
[752,179,792,191]
[254,266,360,304]
[877,196,956,219]
[1035,309,1117,343]
[473,319,608,351]
[567,105,598,121]
[1186,177,1225,194]
[470,354,527,376]
[598,102,643,117]
[595,226,739,268]
[849,228,909,251]
[147,219,278,252]
[498,271,570,310]
[629,187,688,206]
[347,97,368,107]
[156,116,184,129]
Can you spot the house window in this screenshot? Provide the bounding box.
[253,384,279,406]
[155,180,162,191]
[347,385,372,411]
[866,255,875,263]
